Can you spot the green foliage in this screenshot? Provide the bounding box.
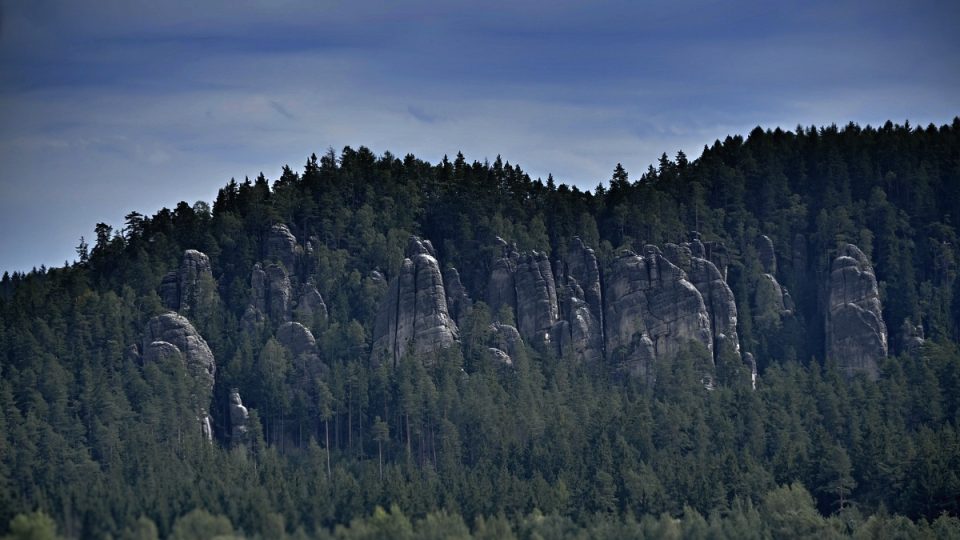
[2,121,960,536]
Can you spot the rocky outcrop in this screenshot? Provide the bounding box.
[295,281,328,326]
[756,235,777,275]
[514,251,560,348]
[142,312,216,439]
[249,262,293,322]
[266,223,301,271]
[488,322,523,366]
[826,244,888,379]
[604,246,713,379]
[444,268,473,327]
[899,319,925,357]
[553,238,605,363]
[487,238,519,320]
[159,249,215,316]
[664,240,740,359]
[370,236,459,367]
[751,235,794,329]
[276,321,320,364]
[143,313,216,392]
[229,389,250,444]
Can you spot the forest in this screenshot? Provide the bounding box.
[1,119,960,538]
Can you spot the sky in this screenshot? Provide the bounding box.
[1,0,958,274]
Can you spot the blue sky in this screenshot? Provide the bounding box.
[1,0,958,273]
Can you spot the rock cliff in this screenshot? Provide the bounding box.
[604,246,713,378]
[160,249,215,316]
[370,236,459,367]
[826,244,888,379]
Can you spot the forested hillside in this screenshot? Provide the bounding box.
[2,119,960,539]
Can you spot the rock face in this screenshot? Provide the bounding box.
[604,246,713,379]
[444,268,472,327]
[143,313,216,392]
[487,238,519,320]
[751,235,794,328]
[276,321,320,364]
[142,312,216,439]
[826,244,888,379]
[266,223,301,271]
[229,389,250,444]
[514,251,560,348]
[664,241,740,359]
[295,281,328,325]
[370,236,459,367]
[554,237,605,363]
[159,249,215,316]
[488,322,523,366]
[250,262,293,322]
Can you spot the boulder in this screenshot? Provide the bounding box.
[826,244,888,379]
[276,321,319,362]
[604,246,713,379]
[370,236,459,367]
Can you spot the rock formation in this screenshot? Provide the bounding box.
[664,240,740,359]
[604,246,713,379]
[249,262,293,322]
[142,312,216,439]
[276,321,320,364]
[444,268,473,327]
[143,312,216,391]
[488,322,523,366]
[751,235,794,329]
[514,251,560,349]
[899,319,925,357]
[553,237,605,363]
[159,249,215,316]
[826,244,888,379]
[266,223,301,271]
[229,389,250,444]
[370,236,459,367]
[295,281,328,325]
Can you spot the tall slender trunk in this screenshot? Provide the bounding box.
[324,418,331,479]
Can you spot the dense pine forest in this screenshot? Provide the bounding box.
[2,119,960,539]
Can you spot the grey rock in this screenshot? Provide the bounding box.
[266,223,301,271]
[142,340,183,364]
[241,305,266,335]
[489,322,523,360]
[179,250,214,316]
[487,239,519,320]
[266,264,293,322]
[295,281,328,325]
[899,319,925,356]
[143,312,216,393]
[826,244,888,379]
[756,235,777,274]
[201,412,213,442]
[444,267,473,327]
[560,237,604,356]
[159,250,215,316]
[743,352,757,390]
[753,273,792,328]
[370,236,459,367]
[555,276,604,363]
[488,347,513,366]
[229,389,250,443]
[604,246,713,379]
[251,263,268,313]
[514,251,560,348]
[276,321,319,362]
[664,242,740,360]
